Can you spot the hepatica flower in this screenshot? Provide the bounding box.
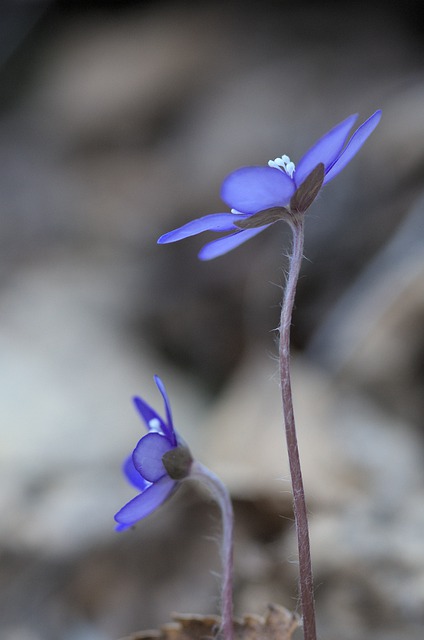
[114,375,193,531]
[115,379,235,639]
[158,110,381,260]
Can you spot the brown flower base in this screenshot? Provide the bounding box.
[120,603,299,640]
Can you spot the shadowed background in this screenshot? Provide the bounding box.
[1,1,424,639]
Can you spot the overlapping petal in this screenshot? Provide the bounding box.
[114,474,176,529]
[154,375,177,445]
[323,110,382,183]
[295,114,358,186]
[221,166,295,214]
[199,226,270,261]
[133,395,168,435]
[122,454,152,491]
[132,432,173,482]
[158,213,244,244]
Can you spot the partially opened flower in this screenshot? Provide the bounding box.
[114,375,193,531]
[158,110,381,260]
[114,378,236,639]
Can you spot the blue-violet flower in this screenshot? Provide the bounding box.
[114,375,193,531]
[158,110,381,260]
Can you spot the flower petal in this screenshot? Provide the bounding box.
[295,114,358,187]
[122,454,151,491]
[323,110,382,183]
[114,475,177,528]
[157,213,244,244]
[132,395,168,436]
[221,166,295,214]
[132,432,173,482]
[198,226,270,261]
[154,375,177,446]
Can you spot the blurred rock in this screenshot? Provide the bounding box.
[308,191,424,424]
[201,348,424,636]
[0,251,208,555]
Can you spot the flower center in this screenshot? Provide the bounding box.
[268,154,296,178]
[162,445,193,480]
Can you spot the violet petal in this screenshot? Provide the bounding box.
[154,375,177,446]
[157,213,244,244]
[132,396,168,435]
[122,454,152,491]
[295,114,358,187]
[132,432,173,482]
[221,166,295,214]
[323,110,382,183]
[198,226,270,261]
[114,475,176,527]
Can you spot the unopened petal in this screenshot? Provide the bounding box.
[114,475,176,527]
[132,395,168,435]
[133,432,173,482]
[295,114,358,187]
[154,375,177,445]
[323,110,382,183]
[122,454,152,491]
[157,213,243,244]
[221,166,295,214]
[198,226,270,261]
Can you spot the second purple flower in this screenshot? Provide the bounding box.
[114,375,192,531]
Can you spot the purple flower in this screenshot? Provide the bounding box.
[158,110,381,260]
[114,376,192,531]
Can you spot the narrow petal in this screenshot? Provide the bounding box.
[157,213,244,244]
[295,114,358,187]
[154,375,177,446]
[221,166,295,214]
[115,522,132,531]
[323,110,382,183]
[132,396,168,436]
[114,475,177,527]
[132,432,173,482]
[198,226,270,261]
[122,454,152,491]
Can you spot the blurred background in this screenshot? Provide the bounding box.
[0,1,424,639]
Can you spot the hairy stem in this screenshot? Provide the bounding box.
[189,461,234,640]
[279,218,316,640]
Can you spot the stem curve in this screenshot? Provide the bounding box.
[189,461,234,640]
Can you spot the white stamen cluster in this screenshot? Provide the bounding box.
[268,154,296,178]
[148,417,161,431]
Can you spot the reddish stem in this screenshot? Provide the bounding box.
[279,218,317,640]
[189,461,234,640]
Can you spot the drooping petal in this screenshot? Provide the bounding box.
[154,375,177,446]
[294,114,358,187]
[132,396,168,436]
[122,454,152,491]
[133,432,174,482]
[221,166,295,214]
[114,475,177,528]
[198,226,270,261]
[323,110,382,184]
[157,213,244,244]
